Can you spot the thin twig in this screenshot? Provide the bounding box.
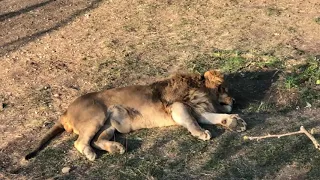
[300,126,320,150]
[244,126,320,151]
[245,131,303,140]
[256,101,264,112]
[272,69,280,78]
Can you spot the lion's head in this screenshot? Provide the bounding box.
[203,70,234,113]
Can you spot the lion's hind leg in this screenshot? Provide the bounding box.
[170,102,212,141]
[91,105,130,154]
[74,114,105,161]
[75,133,98,161]
[72,101,107,161]
[92,124,125,154]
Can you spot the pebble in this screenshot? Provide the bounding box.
[62,167,71,174]
[306,102,312,108]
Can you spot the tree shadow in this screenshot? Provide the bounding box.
[0,0,103,57]
[225,70,279,111]
[0,0,55,21]
[224,70,279,129]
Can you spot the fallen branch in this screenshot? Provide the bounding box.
[243,126,320,150]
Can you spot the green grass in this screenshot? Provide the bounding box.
[188,50,283,74]
[258,56,283,69]
[187,50,247,74]
[285,75,298,89]
[283,57,319,104]
[211,50,247,73]
[301,88,320,105]
[315,17,320,24]
[221,56,246,73]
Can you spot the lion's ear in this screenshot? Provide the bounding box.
[203,70,224,88]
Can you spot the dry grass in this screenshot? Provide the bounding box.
[0,0,320,179]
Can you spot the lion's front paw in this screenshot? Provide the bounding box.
[198,130,212,141]
[223,114,247,132]
[109,142,126,154]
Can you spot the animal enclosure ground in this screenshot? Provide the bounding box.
[0,0,319,179]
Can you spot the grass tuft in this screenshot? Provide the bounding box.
[315,17,320,24]
[266,7,282,16]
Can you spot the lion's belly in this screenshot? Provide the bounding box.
[140,107,175,127]
[101,87,177,130]
[128,103,176,130]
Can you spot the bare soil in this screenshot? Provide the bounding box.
[0,0,319,179]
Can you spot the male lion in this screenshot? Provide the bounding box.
[25,70,246,161]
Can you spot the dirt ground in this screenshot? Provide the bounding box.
[0,0,319,179]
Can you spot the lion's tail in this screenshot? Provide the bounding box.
[25,121,65,160]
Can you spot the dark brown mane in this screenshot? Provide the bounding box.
[149,72,217,113]
[163,73,205,102]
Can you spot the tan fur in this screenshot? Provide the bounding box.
[25,70,247,161]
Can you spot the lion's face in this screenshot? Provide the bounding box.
[204,70,234,113]
[216,84,234,113]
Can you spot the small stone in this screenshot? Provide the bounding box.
[53,94,60,98]
[62,167,71,174]
[43,121,51,127]
[306,102,312,108]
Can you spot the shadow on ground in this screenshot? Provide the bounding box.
[0,0,103,56]
[226,70,279,110]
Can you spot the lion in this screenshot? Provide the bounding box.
[25,70,247,161]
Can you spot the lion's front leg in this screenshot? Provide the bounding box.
[170,102,211,141]
[198,113,247,132]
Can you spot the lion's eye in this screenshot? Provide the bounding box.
[217,85,222,92]
[218,86,226,93]
[219,102,228,106]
